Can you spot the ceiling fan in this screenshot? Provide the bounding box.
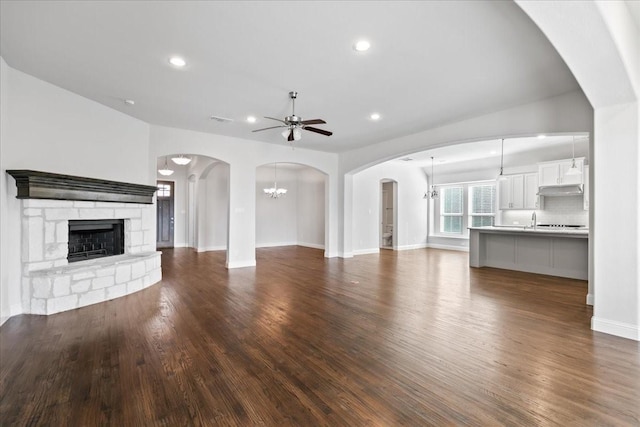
[252,91,333,142]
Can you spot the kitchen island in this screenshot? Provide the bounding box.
[469,226,588,280]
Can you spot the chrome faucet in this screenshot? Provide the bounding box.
[531,211,537,229]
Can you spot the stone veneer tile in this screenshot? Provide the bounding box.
[127,278,143,294]
[27,261,54,272]
[45,208,79,221]
[115,265,132,283]
[45,222,56,244]
[93,276,115,290]
[25,216,44,262]
[131,261,146,279]
[73,201,96,208]
[79,289,106,307]
[31,298,46,314]
[32,277,51,298]
[45,243,68,260]
[128,231,143,247]
[78,208,115,219]
[96,267,116,277]
[24,208,42,217]
[52,276,71,297]
[47,295,78,314]
[107,284,127,300]
[56,221,68,243]
[115,208,141,218]
[71,280,91,294]
[24,200,74,208]
[73,271,96,280]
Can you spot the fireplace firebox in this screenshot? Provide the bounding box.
[68,219,124,263]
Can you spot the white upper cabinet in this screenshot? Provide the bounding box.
[498,173,538,210]
[524,173,542,209]
[538,158,584,186]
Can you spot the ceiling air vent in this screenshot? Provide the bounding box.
[209,115,234,123]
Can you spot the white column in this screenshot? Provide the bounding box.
[226,162,256,268]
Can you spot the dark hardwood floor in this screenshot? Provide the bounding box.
[1,247,639,426]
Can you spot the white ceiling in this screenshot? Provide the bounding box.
[0,1,581,153]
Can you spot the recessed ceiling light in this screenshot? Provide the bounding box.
[354,40,371,52]
[124,99,135,106]
[490,150,497,155]
[246,116,257,123]
[169,56,186,67]
[370,113,381,120]
[537,134,546,139]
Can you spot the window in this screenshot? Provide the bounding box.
[440,186,464,234]
[432,181,495,237]
[157,183,171,198]
[469,184,495,227]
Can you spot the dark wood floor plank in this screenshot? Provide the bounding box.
[1,246,639,426]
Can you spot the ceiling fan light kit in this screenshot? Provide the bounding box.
[252,91,333,144]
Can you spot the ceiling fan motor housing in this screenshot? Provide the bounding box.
[285,115,302,125]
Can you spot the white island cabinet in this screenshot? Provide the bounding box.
[469,226,588,280]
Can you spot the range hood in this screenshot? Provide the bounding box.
[537,184,583,197]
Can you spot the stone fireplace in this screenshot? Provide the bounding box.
[8,170,162,315]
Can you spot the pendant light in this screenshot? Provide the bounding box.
[263,163,287,198]
[429,156,439,199]
[158,156,174,176]
[565,136,582,177]
[497,138,507,181]
[171,154,192,165]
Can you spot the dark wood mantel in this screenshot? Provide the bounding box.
[6,170,157,204]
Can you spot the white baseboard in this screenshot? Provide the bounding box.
[173,243,189,248]
[298,242,325,250]
[196,245,226,253]
[396,243,429,251]
[586,293,594,306]
[353,248,380,256]
[255,241,297,248]
[591,316,639,341]
[339,252,354,258]
[427,243,469,252]
[324,251,339,258]
[226,259,257,269]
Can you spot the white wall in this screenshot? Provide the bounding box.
[517,0,640,340]
[296,168,326,248]
[352,163,428,254]
[0,60,152,325]
[200,163,229,251]
[256,166,298,247]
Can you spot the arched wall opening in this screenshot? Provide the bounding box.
[156,154,230,256]
[256,162,327,253]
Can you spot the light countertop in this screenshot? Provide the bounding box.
[469,226,589,237]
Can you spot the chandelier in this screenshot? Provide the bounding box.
[263,163,287,198]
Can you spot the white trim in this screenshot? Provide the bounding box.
[586,293,594,306]
[298,242,325,250]
[396,243,429,251]
[353,248,380,256]
[196,245,226,253]
[226,259,257,269]
[591,317,639,341]
[339,251,354,258]
[324,251,339,258]
[427,243,469,252]
[173,243,189,248]
[255,241,297,248]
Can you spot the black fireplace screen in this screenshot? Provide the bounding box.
[68,219,124,263]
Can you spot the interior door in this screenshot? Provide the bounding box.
[156,181,175,249]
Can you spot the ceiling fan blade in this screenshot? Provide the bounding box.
[287,130,294,142]
[252,125,287,132]
[264,116,287,124]
[300,119,326,125]
[303,126,333,136]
